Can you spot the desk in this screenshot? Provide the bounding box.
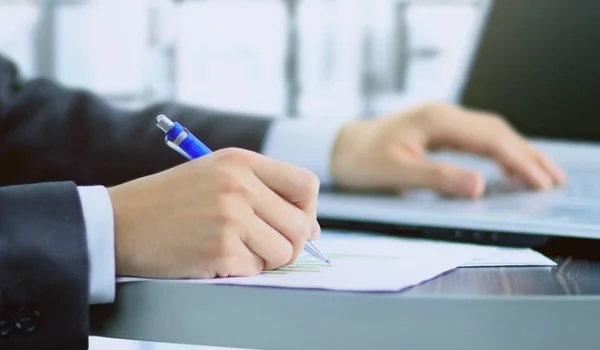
[406,257,600,296]
[91,257,600,350]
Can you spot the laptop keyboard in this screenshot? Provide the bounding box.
[563,170,600,199]
[484,168,600,200]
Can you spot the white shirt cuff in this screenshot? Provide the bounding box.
[77,186,115,304]
[262,118,347,186]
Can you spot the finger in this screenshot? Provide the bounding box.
[429,111,553,190]
[222,240,265,277]
[308,219,321,241]
[489,144,553,190]
[250,177,312,264]
[252,157,321,237]
[242,214,294,270]
[537,153,567,185]
[393,159,486,198]
[526,144,567,185]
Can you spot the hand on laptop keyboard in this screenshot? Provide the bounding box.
[329,102,566,198]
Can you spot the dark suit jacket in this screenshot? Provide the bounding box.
[0,54,272,348]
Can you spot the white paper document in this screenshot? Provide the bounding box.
[118,231,554,292]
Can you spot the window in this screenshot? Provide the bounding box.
[2,0,489,118]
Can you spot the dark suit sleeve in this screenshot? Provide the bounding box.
[0,182,89,349]
[0,53,276,348]
[0,54,274,187]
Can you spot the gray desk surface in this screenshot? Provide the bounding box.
[91,256,600,349]
[405,256,600,296]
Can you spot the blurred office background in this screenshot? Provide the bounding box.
[1,0,487,121]
[0,0,487,349]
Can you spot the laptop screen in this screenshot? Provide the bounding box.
[459,0,600,142]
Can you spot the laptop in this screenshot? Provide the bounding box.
[317,0,600,255]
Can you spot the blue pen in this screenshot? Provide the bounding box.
[155,115,331,264]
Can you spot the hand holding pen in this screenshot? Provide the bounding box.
[108,117,328,279]
[155,115,330,265]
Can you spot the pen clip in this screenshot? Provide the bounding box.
[165,137,192,160]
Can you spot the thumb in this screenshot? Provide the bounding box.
[395,160,485,198]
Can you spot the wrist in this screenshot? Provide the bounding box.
[107,186,135,277]
[330,120,375,188]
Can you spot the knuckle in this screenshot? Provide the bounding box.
[478,141,503,159]
[284,167,321,198]
[216,256,237,278]
[217,148,254,166]
[424,101,452,115]
[214,193,236,213]
[289,167,320,191]
[214,237,240,277]
[267,243,294,269]
[288,215,312,243]
[302,171,321,194]
[213,206,245,244]
[485,113,508,128]
[487,133,513,156]
[418,102,450,125]
[213,168,249,196]
[272,252,292,268]
[428,100,452,111]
